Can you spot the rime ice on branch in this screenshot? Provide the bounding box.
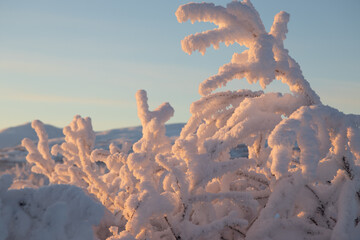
[19,0,360,239]
[176,0,320,106]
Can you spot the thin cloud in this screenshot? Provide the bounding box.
[1,92,128,106]
[0,56,93,77]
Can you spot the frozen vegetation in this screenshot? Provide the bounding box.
[1,0,360,239]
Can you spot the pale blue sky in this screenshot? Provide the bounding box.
[0,0,359,131]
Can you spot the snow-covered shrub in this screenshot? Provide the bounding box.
[0,163,49,189]
[0,174,103,240]
[20,0,360,239]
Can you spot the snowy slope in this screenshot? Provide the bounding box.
[0,122,63,149]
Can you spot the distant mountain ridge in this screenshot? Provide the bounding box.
[0,122,185,149]
[0,123,63,149]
